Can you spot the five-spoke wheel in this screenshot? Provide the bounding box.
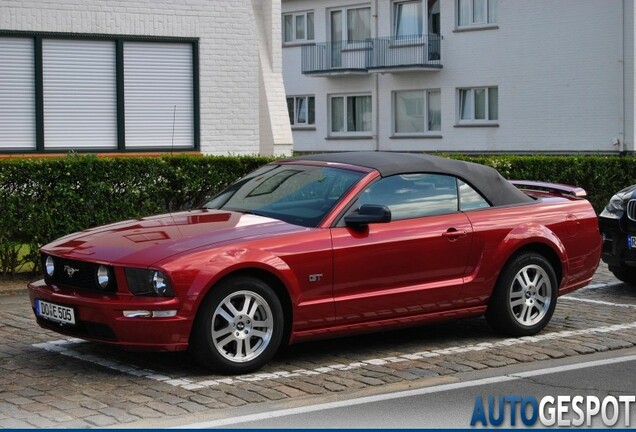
[486,252,558,336]
[191,276,284,374]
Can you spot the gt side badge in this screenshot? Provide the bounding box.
[309,274,323,282]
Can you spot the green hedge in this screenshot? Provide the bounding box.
[0,153,633,277]
[0,154,273,277]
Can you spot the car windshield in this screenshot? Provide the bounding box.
[204,164,364,227]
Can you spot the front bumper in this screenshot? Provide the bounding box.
[28,279,194,352]
[598,216,636,268]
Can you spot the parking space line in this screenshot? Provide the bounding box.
[561,296,636,308]
[32,320,636,391]
[576,281,623,292]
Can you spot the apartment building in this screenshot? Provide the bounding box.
[0,0,292,156]
[283,0,636,153]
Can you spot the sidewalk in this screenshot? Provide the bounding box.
[0,275,36,296]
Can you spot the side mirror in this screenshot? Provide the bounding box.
[345,204,391,228]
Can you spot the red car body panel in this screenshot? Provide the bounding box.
[28,159,602,352]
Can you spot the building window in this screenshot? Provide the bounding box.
[0,38,36,150]
[330,6,371,43]
[458,87,498,124]
[0,33,198,153]
[283,11,314,44]
[457,0,497,27]
[43,39,118,150]
[393,1,423,38]
[124,42,194,149]
[394,89,441,134]
[330,94,372,134]
[287,96,315,127]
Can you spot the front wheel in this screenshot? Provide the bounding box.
[486,252,558,337]
[190,276,284,374]
[609,264,636,285]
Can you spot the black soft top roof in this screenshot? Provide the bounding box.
[288,152,533,207]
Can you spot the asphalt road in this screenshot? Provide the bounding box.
[187,350,636,429]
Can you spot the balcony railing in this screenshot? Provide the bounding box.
[301,34,442,76]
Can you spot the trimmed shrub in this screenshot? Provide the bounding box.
[0,154,273,277]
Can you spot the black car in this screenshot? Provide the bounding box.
[598,185,636,284]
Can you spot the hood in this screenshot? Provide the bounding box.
[42,209,307,267]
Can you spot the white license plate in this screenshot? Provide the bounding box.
[36,300,76,325]
[629,236,636,250]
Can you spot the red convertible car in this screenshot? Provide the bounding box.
[29,152,601,374]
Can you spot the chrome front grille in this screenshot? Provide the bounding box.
[628,200,636,221]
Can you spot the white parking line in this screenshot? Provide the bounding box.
[174,354,636,429]
[576,281,623,292]
[33,319,636,391]
[562,296,636,308]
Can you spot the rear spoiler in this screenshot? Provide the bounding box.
[509,180,587,198]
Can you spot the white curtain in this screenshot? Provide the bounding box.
[459,89,472,120]
[395,91,424,133]
[347,8,371,42]
[395,1,423,38]
[458,0,471,26]
[428,90,441,131]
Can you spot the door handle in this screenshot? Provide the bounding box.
[442,228,468,240]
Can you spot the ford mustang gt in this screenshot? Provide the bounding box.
[29,152,602,374]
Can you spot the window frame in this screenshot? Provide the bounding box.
[392,0,424,40]
[456,86,498,126]
[329,4,372,44]
[392,88,441,136]
[286,95,315,128]
[456,0,498,29]
[0,30,200,154]
[283,11,315,45]
[328,93,373,136]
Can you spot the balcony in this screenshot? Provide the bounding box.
[301,34,442,77]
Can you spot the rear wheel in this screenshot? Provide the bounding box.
[609,265,636,285]
[486,252,558,336]
[190,276,284,374]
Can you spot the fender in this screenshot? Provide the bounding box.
[461,222,567,305]
[160,246,302,310]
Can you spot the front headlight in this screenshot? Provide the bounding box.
[125,268,174,297]
[601,185,636,219]
[45,256,55,277]
[96,265,110,289]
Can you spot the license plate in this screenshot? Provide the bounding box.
[36,300,76,325]
[629,236,636,250]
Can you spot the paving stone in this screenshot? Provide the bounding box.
[84,414,118,427]
[145,401,189,416]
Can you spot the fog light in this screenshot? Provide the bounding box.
[152,310,177,318]
[123,310,151,318]
[97,265,110,289]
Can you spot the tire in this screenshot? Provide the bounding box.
[609,265,636,285]
[190,276,284,374]
[486,252,558,337]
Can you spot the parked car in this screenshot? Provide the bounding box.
[29,152,602,374]
[598,184,636,284]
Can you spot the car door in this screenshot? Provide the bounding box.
[330,173,473,325]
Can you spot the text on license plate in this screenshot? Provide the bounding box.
[36,300,76,325]
[629,236,636,250]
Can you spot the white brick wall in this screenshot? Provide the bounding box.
[283,0,634,154]
[0,0,292,155]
